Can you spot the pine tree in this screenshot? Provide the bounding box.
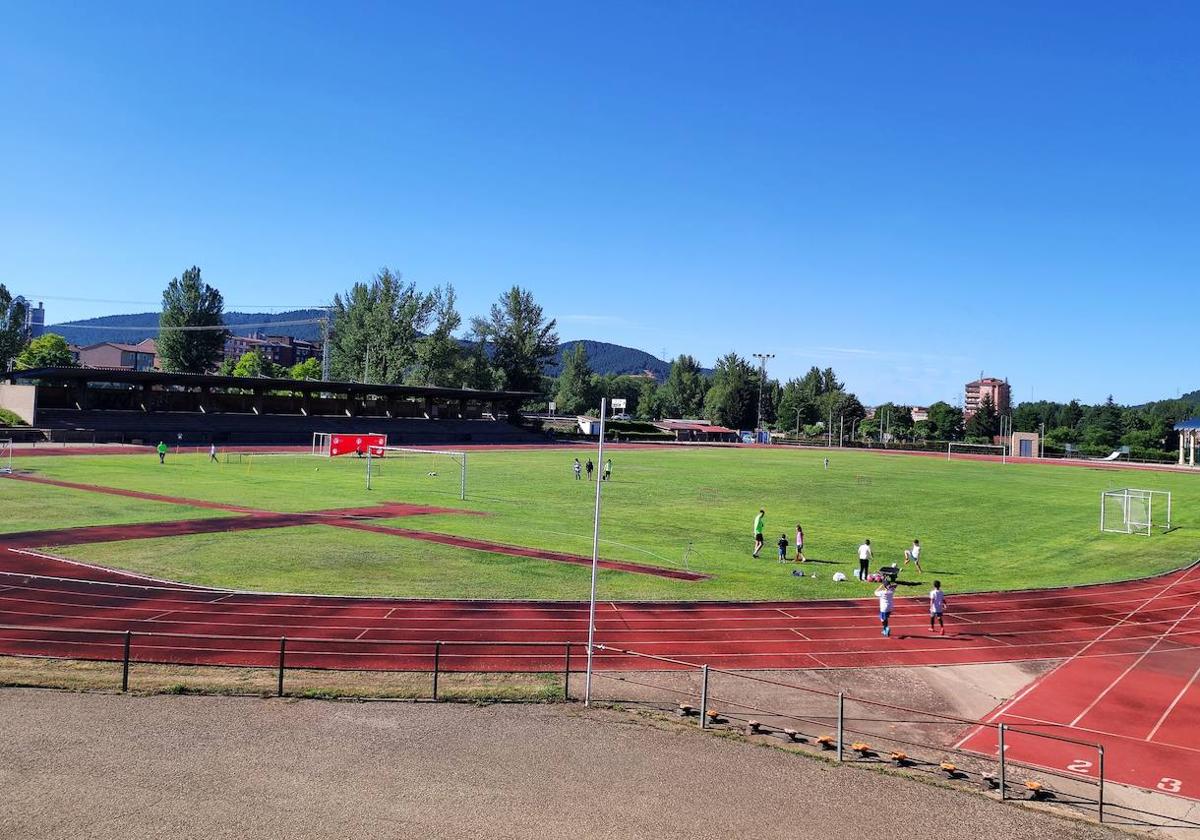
[157,267,229,373]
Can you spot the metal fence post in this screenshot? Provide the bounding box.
[563,643,571,700]
[998,724,1006,800]
[277,637,286,697]
[432,641,441,701]
[121,631,131,692]
[1097,744,1105,823]
[836,692,844,762]
[699,665,709,729]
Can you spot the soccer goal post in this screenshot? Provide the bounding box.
[0,438,11,474]
[366,446,468,500]
[1100,488,1172,535]
[312,433,332,457]
[947,441,1006,462]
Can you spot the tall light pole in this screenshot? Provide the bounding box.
[584,398,608,706]
[752,353,774,437]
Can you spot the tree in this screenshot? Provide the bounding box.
[659,355,708,418]
[704,352,758,429]
[157,266,229,373]
[636,378,664,420]
[329,268,437,384]
[776,378,819,433]
[966,394,999,441]
[0,284,28,368]
[470,286,558,394]
[926,401,964,440]
[1081,395,1122,450]
[874,402,914,440]
[553,343,597,415]
[409,285,465,387]
[288,358,322,380]
[230,349,283,379]
[459,327,496,391]
[13,333,75,369]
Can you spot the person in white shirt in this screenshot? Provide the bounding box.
[903,538,923,574]
[857,539,872,581]
[209,443,218,463]
[929,580,947,634]
[875,581,896,637]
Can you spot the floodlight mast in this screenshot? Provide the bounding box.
[752,353,774,436]
[584,398,607,706]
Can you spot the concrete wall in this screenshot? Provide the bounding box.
[0,383,37,425]
[1011,431,1039,458]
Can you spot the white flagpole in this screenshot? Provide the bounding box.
[584,398,607,706]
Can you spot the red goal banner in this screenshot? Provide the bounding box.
[328,434,387,457]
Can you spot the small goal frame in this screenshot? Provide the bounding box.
[1100,488,1171,536]
[312,432,332,457]
[947,441,1006,463]
[366,445,468,500]
[0,438,11,474]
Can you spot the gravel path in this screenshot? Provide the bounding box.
[0,689,1125,840]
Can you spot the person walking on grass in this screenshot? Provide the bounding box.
[156,440,168,465]
[929,580,947,634]
[795,524,806,563]
[603,458,612,481]
[857,538,872,580]
[753,509,766,557]
[573,458,582,480]
[209,443,218,463]
[903,538,923,574]
[585,459,594,480]
[875,580,896,637]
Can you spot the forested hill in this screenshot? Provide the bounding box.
[49,310,326,345]
[48,314,682,379]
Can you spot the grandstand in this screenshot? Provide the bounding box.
[0,367,545,446]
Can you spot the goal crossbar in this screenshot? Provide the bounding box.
[1100,488,1171,536]
[947,441,1005,462]
[365,446,467,500]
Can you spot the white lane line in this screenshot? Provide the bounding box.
[790,628,812,641]
[208,593,235,604]
[1068,600,1200,727]
[146,610,175,622]
[1146,661,1200,742]
[998,710,1200,757]
[777,608,797,619]
[383,607,397,620]
[355,628,372,640]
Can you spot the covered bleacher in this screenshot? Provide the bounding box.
[1,367,546,446]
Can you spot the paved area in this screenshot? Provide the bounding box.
[0,689,1126,840]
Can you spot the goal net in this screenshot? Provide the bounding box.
[1101,488,1171,536]
[0,438,11,474]
[366,446,468,500]
[947,442,1004,461]
[312,432,332,457]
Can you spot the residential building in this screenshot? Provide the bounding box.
[77,339,158,371]
[910,406,929,423]
[964,376,1010,418]
[13,297,45,340]
[224,333,321,368]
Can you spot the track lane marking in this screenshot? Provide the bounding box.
[1146,661,1200,742]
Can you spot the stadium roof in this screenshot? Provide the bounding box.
[4,366,539,402]
[1173,418,1200,431]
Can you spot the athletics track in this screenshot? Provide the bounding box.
[2,462,1199,802]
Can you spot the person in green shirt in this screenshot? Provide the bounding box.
[752,509,765,557]
[156,440,168,465]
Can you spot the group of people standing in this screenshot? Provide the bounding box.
[572,457,612,482]
[751,509,807,563]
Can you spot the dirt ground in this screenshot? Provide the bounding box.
[0,688,1130,840]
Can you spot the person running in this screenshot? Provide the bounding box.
[585,459,594,480]
[753,509,766,557]
[603,458,612,481]
[573,458,582,480]
[903,538,923,574]
[875,580,896,637]
[857,539,872,580]
[824,457,829,470]
[929,580,947,634]
[156,440,168,465]
[209,443,218,463]
[795,524,806,563]
[777,533,788,562]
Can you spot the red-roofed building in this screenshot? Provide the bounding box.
[654,419,740,443]
[76,339,158,371]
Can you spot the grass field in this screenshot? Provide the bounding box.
[9,446,1200,601]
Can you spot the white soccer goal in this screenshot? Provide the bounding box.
[312,432,332,457]
[0,438,11,474]
[947,441,1005,462]
[1101,488,1172,536]
[366,446,468,500]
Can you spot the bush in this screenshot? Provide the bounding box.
[0,408,27,426]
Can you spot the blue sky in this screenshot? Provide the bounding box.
[1,2,1196,406]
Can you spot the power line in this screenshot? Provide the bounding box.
[52,318,325,333]
[22,293,330,309]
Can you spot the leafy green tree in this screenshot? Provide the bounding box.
[704,352,758,429]
[157,266,229,373]
[459,327,496,391]
[594,374,645,416]
[966,394,999,441]
[926,401,964,440]
[659,354,708,418]
[874,402,914,440]
[553,343,598,415]
[288,358,322,380]
[14,333,76,369]
[636,378,664,420]
[1081,395,1122,449]
[230,349,283,379]
[329,268,437,384]
[776,378,819,432]
[408,285,465,387]
[1061,399,1084,430]
[470,286,558,393]
[0,285,28,368]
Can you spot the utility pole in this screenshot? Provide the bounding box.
[320,308,332,381]
[752,353,775,437]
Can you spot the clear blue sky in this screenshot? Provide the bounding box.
[1,2,1196,406]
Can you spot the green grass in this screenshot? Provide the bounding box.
[0,478,232,534]
[15,447,1200,600]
